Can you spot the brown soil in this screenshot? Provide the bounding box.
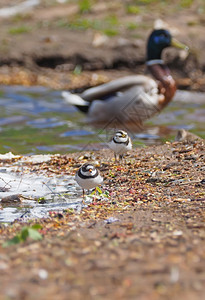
[0,1,205,91]
[0,137,205,300]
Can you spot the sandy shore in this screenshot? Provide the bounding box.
[0,135,204,299]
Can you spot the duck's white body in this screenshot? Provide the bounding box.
[62,75,164,124]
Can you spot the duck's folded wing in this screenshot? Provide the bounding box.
[87,85,162,123]
[81,75,157,101]
[62,91,89,106]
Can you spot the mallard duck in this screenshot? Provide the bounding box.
[62,29,189,124]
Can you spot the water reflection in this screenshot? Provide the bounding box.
[0,85,204,155]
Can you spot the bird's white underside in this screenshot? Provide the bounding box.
[108,139,132,155]
[75,173,103,190]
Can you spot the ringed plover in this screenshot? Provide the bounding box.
[75,163,103,201]
[109,130,132,160]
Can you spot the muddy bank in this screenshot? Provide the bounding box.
[0,1,205,91]
[0,136,204,299]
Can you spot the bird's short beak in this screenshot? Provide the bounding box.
[171,38,189,52]
[89,169,92,173]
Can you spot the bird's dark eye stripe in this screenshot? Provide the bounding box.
[81,164,94,172]
[116,130,125,135]
[78,168,99,179]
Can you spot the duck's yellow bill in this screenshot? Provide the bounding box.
[171,38,189,51]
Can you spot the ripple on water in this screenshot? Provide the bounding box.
[60,129,95,137]
[27,118,66,128]
[0,85,204,154]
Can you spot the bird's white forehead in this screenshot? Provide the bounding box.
[115,130,127,136]
[85,164,94,169]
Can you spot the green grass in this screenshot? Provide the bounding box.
[32,0,205,37]
[73,65,82,75]
[103,28,119,36]
[78,0,93,13]
[3,224,42,247]
[126,5,141,14]
[126,22,140,31]
[180,0,193,8]
[56,14,120,36]
[8,26,32,35]
[56,18,101,31]
[124,0,201,14]
[104,15,119,26]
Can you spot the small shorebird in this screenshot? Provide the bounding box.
[108,130,132,160]
[75,163,103,201]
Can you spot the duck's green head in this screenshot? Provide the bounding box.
[146,29,188,61]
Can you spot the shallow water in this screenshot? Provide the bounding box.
[0,155,92,223]
[0,85,204,222]
[0,85,204,156]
